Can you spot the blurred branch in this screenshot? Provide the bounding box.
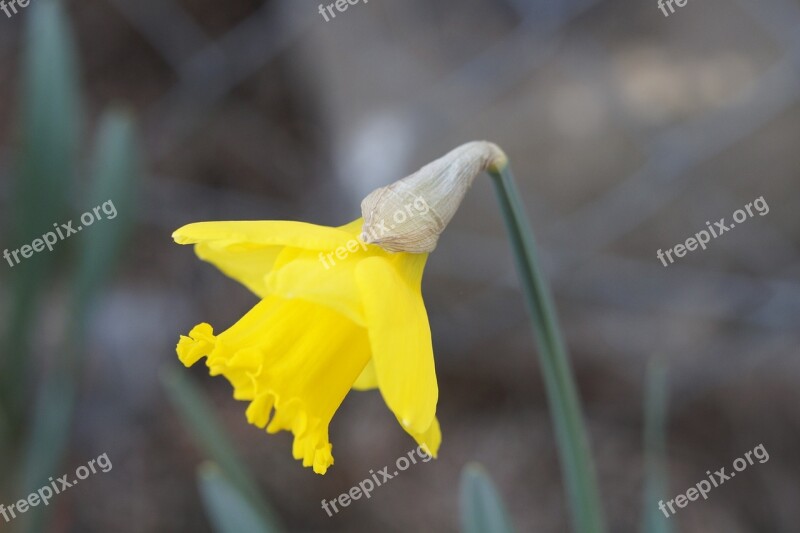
[103,0,212,69]
[547,24,800,253]
[734,0,800,46]
[143,1,309,161]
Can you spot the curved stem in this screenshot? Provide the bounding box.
[487,160,606,533]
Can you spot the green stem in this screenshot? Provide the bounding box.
[487,160,605,533]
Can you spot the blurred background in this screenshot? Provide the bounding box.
[1,0,799,531]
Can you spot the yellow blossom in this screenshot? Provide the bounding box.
[174,218,440,474]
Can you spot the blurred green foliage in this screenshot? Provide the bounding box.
[198,463,283,533]
[161,366,286,532]
[641,359,671,533]
[0,1,139,531]
[2,0,81,432]
[459,463,516,533]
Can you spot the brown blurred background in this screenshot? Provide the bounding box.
[1,0,799,531]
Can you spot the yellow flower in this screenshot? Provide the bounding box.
[174,218,439,474]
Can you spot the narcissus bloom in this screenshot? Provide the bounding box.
[174,219,440,474]
[175,141,505,475]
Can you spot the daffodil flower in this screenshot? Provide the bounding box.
[174,140,606,531]
[174,141,505,475]
[174,219,440,474]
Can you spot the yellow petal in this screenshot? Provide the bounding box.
[355,254,438,435]
[336,218,365,236]
[177,296,371,474]
[265,247,367,326]
[173,221,354,250]
[264,219,389,326]
[406,416,441,458]
[195,242,281,298]
[173,221,356,298]
[352,360,377,390]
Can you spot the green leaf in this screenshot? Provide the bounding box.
[161,366,284,531]
[15,110,140,533]
[459,463,515,533]
[198,463,282,533]
[72,109,139,318]
[15,0,81,234]
[2,0,83,433]
[16,377,76,533]
[487,162,605,532]
[641,359,671,533]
